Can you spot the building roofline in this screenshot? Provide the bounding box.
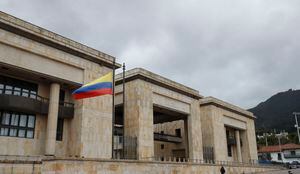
[258,143,300,153]
[115,68,203,99]
[0,11,121,69]
[200,96,255,119]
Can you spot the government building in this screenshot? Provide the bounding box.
[0,11,276,173]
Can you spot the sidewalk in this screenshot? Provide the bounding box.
[257,168,300,174]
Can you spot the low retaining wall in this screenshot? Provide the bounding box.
[0,157,279,174]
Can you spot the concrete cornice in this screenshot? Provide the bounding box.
[200,97,255,119]
[116,68,203,99]
[0,11,121,69]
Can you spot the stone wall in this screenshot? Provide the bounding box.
[0,163,41,174]
[116,73,203,160]
[0,82,48,156]
[123,79,154,160]
[0,20,115,159]
[200,104,258,163]
[0,158,278,174]
[154,120,186,159]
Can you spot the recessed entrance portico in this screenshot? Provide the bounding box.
[114,68,203,161]
[153,105,189,161]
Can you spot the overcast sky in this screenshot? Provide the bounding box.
[1,0,300,109]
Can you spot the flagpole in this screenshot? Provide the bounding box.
[122,63,125,159]
[111,58,116,159]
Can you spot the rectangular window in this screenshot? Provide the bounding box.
[0,111,35,139]
[175,128,181,137]
[9,128,17,136]
[56,118,64,141]
[21,89,29,97]
[0,128,9,136]
[26,130,34,138]
[19,114,27,127]
[13,87,21,96]
[119,136,123,144]
[18,129,26,137]
[161,144,165,149]
[291,151,296,155]
[0,83,4,94]
[5,85,12,95]
[278,153,282,160]
[27,115,35,128]
[226,130,232,157]
[2,112,10,125]
[0,75,38,99]
[227,145,232,157]
[29,91,37,99]
[10,113,19,126]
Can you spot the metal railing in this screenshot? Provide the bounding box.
[0,154,280,169]
[0,88,74,117]
[143,157,276,168]
[203,146,214,162]
[154,132,183,143]
[227,137,236,145]
[113,136,137,160]
[59,101,74,108]
[0,88,49,103]
[1,88,74,108]
[0,89,74,107]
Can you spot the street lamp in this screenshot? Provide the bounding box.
[293,112,300,144]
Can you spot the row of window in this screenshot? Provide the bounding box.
[0,111,64,141]
[0,75,65,141]
[0,83,37,99]
[0,75,38,99]
[0,111,35,138]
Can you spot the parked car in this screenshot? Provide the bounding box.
[288,161,300,169]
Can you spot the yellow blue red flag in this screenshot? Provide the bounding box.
[72,72,113,100]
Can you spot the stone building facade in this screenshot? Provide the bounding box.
[0,11,273,173]
[0,11,119,159]
[114,68,203,161]
[114,69,258,164]
[200,97,258,163]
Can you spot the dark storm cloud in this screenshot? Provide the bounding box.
[1,0,300,108]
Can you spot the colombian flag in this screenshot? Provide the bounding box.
[72,72,113,100]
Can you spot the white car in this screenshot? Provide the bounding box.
[288,161,300,169]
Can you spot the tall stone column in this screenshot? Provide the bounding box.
[235,130,242,163]
[45,83,60,156]
[124,80,154,160]
[187,100,203,160]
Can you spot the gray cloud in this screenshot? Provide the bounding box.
[1,0,300,108]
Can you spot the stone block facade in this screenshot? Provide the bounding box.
[0,157,278,174]
[200,97,258,163]
[0,11,273,173]
[115,68,203,161]
[0,11,118,159]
